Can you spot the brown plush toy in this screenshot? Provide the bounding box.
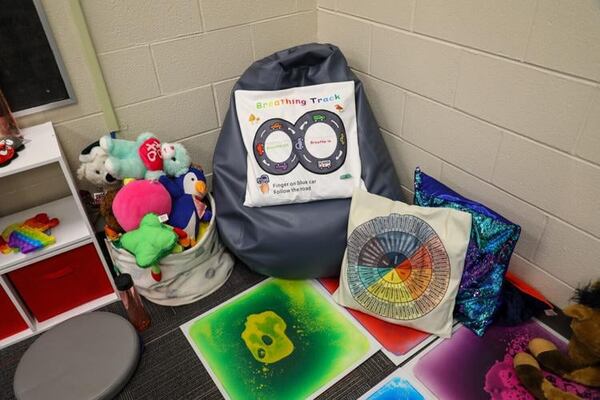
[514,282,600,400]
[100,187,123,240]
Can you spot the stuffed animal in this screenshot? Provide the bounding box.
[77,141,119,187]
[0,141,16,167]
[159,166,212,241]
[119,213,178,282]
[112,180,172,232]
[514,281,600,399]
[0,136,24,151]
[0,136,24,168]
[161,142,191,177]
[100,187,122,240]
[100,132,164,180]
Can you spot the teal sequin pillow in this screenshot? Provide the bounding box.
[414,168,521,336]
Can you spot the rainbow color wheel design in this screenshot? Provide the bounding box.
[347,214,451,320]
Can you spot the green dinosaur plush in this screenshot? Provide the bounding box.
[119,213,177,281]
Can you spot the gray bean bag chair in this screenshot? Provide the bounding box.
[213,43,402,278]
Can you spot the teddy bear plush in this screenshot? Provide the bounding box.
[161,142,191,177]
[77,141,119,188]
[100,132,164,180]
[77,140,121,230]
[514,281,600,400]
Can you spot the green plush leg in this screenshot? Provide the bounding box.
[99,135,114,153]
[514,353,581,400]
[119,158,147,180]
[100,135,136,158]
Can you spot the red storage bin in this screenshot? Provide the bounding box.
[8,244,114,322]
[0,286,28,339]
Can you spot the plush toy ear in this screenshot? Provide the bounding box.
[80,140,100,156]
[564,304,593,321]
[88,146,106,160]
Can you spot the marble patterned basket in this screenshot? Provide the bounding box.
[107,194,234,306]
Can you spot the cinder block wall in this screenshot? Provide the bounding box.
[319,0,600,306]
[2,0,315,215]
[4,1,598,307]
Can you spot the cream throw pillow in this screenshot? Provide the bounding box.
[333,189,472,338]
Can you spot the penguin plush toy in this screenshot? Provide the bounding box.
[159,167,212,242]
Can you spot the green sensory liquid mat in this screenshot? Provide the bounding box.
[184,279,375,400]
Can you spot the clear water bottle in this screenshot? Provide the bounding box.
[115,273,151,332]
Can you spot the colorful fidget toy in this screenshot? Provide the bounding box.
[0,214,60,255]
[23,213,60,231]
[7,227,56,254]
[0,236,12,254]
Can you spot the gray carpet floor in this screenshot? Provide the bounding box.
[0,262,402,399]
[0,260,573,399]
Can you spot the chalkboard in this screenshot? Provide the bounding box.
[0,0,74,115]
